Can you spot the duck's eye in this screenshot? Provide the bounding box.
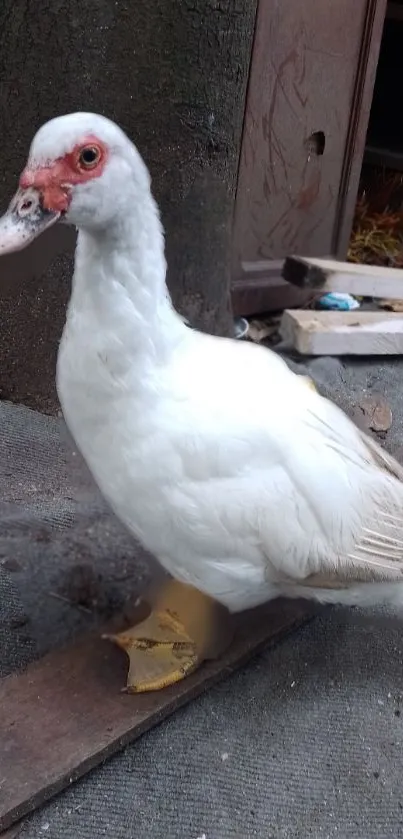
[78,146,100,169]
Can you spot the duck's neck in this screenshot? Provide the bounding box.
[68,188,187,357]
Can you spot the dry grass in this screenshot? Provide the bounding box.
[348,169,403,268]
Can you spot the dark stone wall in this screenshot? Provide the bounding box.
[0,0,257,413]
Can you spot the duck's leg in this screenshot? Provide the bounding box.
[104,579,232,693]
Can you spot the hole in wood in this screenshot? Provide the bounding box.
[306,131,326,156]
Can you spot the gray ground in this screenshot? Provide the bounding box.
[1,352,403,839]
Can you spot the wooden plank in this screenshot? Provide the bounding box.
[280,309,403,356]
[0,599,314,833]
[282,256,403,300]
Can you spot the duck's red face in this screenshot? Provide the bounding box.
[0,134,108,255]
[19,135,108,213]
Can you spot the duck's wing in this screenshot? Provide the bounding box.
[276,394,403,590]
[176,336,403,591]
[361,428,403,481]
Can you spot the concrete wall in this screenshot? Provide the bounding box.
[0,0,257,412]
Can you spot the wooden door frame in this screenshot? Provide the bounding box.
[231,0,387,318]
[332,0,387,256]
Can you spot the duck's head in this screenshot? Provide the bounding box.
[0,112,150,254]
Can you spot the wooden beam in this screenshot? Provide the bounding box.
[282,256,403,300]
[0,600,314,833]
[230,259,313,317]
[280,309,403,355]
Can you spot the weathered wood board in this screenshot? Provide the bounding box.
[283,256,403,300]
[0,600,314,833]
[280,309,403,355]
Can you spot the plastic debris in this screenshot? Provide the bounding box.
[317,292,360,311]
[233,317,249,339]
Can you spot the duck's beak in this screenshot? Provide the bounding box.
[0,186,60,255]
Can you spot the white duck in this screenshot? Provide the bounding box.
[1,112,403,693]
